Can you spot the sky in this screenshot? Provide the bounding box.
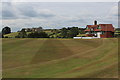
[1,2,118,32]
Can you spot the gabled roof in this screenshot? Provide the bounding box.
[85,24,115,32]
[86,25,98,28]
[99,24,114,32]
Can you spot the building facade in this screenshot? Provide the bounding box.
[84,21,115,38]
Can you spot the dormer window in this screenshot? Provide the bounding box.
[90,28,93,31]
[98,26,101,29]
[86,27,89,29]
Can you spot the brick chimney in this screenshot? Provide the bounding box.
[94,20,97,25]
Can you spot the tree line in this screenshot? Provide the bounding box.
[2,26,120,38]
[15,29,49,38]
[1,26,82,38]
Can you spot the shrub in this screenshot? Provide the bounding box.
[27,32,49,38]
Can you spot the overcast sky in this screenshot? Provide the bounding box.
[1,2,118,32]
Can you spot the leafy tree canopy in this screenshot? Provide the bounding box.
[2,26,11,35]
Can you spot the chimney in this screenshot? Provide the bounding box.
[94,20,97,25]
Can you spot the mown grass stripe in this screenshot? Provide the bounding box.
[3,39,47,69]
[30,39,74,64]
[2,38,118,78]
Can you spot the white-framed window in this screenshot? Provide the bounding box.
[102,31,105,34]
[98,26,101,29]
[101,31,105,34]
[86,32,90,34]
[90,28,93,31]
[86,27,89,29]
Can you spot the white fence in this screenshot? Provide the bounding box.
[73,37,100,39]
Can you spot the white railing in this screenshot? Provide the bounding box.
[73,37,100,39]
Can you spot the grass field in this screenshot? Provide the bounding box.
[2,38,118,78]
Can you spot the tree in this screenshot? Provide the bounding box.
[2,26,11,35]
[114,28,120,37]
[61,28,68,38]
[67,27,79,38]
[27,32,49,38]
[79,28,86,34]
[17,29,27,38]
[61,27,79,38]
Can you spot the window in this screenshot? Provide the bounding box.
[86,32,90,34]
[101,31,105,34]
[98,26,101,29]
[103,31,105,34]
[86,27,89,29]
[90,28,93,31]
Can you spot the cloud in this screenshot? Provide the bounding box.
[109,5,118,16]
[1,0,119,2]
[2,2,18,19]
[2,2,56,19]
[2,9,17,19]
[36,9,56,18]
[1,2,118,32]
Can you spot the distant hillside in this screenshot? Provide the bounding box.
[4,32,19,38]
[4,27,85,38]
[4,32,32,38]
[114,28,120,37]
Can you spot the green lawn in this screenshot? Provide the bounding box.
[2,38,118,78]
